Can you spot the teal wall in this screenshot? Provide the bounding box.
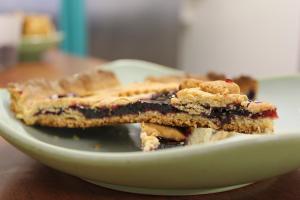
[59,0,87,56]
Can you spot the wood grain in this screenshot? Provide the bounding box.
[0,137,300,200]
[0,50,106,87]
[0,51,299,199]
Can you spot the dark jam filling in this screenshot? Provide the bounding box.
[202,104,277,124]
[202,104,252,124]
[37,91,277,124]
[70,91,180,119]
[70,101,180,119]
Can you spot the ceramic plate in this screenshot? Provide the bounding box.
[0,60,300,196]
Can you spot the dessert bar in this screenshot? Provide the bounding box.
[9,71,277,133]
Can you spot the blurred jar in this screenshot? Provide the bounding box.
[0,14,22,70]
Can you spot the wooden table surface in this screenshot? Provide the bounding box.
[0,50,105,87]
[0,51,299,199]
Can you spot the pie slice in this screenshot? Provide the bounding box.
[140,123,252,151]
[146,72,258,100]
[9,71,277,133]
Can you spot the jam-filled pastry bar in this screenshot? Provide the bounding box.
[9,74,277,133]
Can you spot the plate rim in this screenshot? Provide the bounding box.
[1,60,300,191]
[0,58,300,159]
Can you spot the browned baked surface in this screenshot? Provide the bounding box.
[146,72,258,100]
[8,68,121,118]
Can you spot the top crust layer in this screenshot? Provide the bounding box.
[179,79,240,94]
[146,72,258,99]
[8,68,120,118]
[172,79,275,113]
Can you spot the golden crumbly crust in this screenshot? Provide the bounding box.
[179,79,240,94]
[172,79,275,113]
[8,68,121,117]
[140,131,160,152]
[117,82,178,97]
[146,72,258,99]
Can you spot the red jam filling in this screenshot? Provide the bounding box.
[261,109,278,119]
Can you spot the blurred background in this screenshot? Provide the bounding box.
[0,0,299,85]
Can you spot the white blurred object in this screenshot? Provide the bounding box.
[0,14,22,69]
[178,0,300,77]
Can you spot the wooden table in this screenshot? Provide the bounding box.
[0,52,299,199]
[0,50,105,87]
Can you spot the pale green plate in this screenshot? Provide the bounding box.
[0,60,300,196]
